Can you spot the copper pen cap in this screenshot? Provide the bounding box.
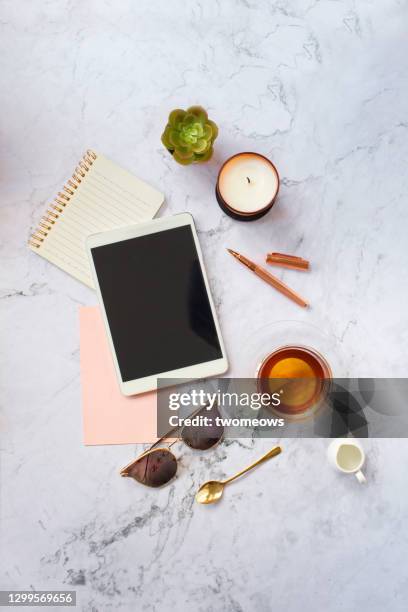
[266,252,310,271]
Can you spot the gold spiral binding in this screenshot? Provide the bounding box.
[28,150,97,249]
[57,192,70,202]
[39,221,51,231]
[42,216,56,224]
[67,180,78,191]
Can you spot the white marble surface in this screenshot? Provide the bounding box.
[1,1,408,610]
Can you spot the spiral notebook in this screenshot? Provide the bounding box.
[29,150,164,287]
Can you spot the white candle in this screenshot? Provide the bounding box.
[216,153,279,219]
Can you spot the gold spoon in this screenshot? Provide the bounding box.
[195,445,282,505]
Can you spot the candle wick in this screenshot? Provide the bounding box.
[246,176,251,184]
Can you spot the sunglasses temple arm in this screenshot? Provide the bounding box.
[151,427,177,448]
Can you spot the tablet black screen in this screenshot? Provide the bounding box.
[91,225,223,381]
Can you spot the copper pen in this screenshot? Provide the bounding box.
[227,249,309,308]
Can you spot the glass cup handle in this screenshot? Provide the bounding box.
[355,469,366,484]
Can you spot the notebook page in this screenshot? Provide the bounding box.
[80,306,157,445]
[29,152,164,287]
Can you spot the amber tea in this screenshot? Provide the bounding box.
[257,346,332,418]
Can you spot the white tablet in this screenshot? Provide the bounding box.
[87,213,228,395]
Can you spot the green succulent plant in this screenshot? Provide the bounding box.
[161,106,218,165]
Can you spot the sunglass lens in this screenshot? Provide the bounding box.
[122,449,177,487]
[181,404,224,450]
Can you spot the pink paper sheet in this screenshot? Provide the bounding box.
[79,306,157,445]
